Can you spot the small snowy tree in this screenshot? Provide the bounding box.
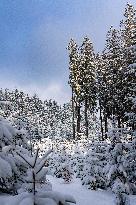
[15,148,52,194]
[16,148,76,205]
[71,144,85,178]
[51,146,73,183]
[81,140,107,190]
[0,117,30,193]
[105,118,130,205]
[123,135,136,194]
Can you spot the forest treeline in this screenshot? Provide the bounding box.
[67,3,136,140]
[0,4,135,142]
[0,88,99,140]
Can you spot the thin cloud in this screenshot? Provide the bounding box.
[0,76,70,104]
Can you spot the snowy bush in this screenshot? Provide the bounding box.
[105,119,131,205]
[49,146,73,183]
[15,147,76,205]
[81,140,107,189]
[0,117,30,193]
[123,137,136,194]
[0,117,76,204]
[70,146,85,178]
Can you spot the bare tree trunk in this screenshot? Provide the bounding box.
[85,97,88,138]
[33,171,36,196]
[72,88,76,139]
[132,121,135,131]
[104,115,108,139]
[118,116,121,128]
[99,100,104,141]
[76,102,81,139]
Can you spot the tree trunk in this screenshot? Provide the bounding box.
[132,121,135,131]
[85,97,89,138]
[117,116,121,128]
[104,115,108,139]
[33,171,36,196]
[99,100,104,141]
[72,88,76,139]
[76,102,81,139]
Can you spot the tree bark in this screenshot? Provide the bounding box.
[85,97,89,138]
[131,119,135,131]
[76,102,81,138]
[104,114,108,139]
[99,99,104,141]
[72,88,76,139]
[117,116,121,128]
[33,171,36,196]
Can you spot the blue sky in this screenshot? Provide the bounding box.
[0,0,136,103]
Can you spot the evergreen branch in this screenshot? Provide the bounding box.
[16,151,33,168]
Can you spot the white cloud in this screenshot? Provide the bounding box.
[0,77,71,104]
[19,82,71,104]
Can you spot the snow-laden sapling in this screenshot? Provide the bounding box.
[123,134,136,194]
[105,119,130,205]
[0,117,30,194]
[16,148,52,194]
[81,140,107,190]
[71,145,85,179]
[53,146,73,183]
[16,148,76,205]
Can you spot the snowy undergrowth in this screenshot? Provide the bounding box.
[48,175,136,205]
[48,175,119,205]
[0,175,136,205]
[0,117,76,205]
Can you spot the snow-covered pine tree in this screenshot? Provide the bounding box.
[105,118,130,205]
[80,36,97,138]
[59,103,73,139]
[123,135,136,194]
[102,26,124,134]
[52,145,73,183]
[81,140,107,190]
[68,39,82,139]
[0,116,30,194]
[120,3,136,130]
[16,148,52,194]
[96,53,107,140]
[12,139,76,205]
[0,103,76,205]
[71,144,85,178]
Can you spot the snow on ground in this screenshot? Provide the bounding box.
[48,175,115,205]
[0,175,136,205]
[0,192,31,205]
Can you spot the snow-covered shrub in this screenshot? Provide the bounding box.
[0,117,30,193]
[50,146,73,183]
[0,116,76,204]
[81,140,107,189]
[123,136,136,194]
[71,146,85,178]
[15,147,76,205]
[16,148,52,194]
[105,119,130,205]
[54,147,73,182]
